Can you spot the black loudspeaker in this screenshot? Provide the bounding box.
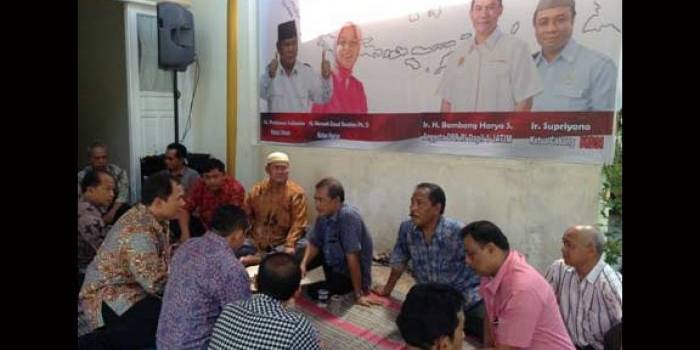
[157,2,195,71]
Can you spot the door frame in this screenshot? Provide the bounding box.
[124,2,193,201]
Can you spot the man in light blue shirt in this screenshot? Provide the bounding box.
[260,20,332,112]
[531,0,618,111]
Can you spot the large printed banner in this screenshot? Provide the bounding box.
[258,0,622,164]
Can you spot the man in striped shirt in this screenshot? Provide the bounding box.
[545,225,622,350]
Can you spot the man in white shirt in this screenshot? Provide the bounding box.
[438,0,542,112]
[260,20,332,113]
[545,225,622,350]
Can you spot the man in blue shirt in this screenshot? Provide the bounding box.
[372,183,483,341]
[531,0,618,111]
[300,177,379,307]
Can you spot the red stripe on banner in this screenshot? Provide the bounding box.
[260,112,614,143]
[261,113,423,143]
[294,296,406,350]
[421,112,614,138]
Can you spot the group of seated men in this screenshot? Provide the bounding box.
[77,144,622,350]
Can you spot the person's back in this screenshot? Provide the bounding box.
[208,294,318,350]
[208,253,321,350]
[157,206,251,350]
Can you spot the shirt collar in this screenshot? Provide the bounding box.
[559,38,578,63]
[169,166,188,178]
[412,215,447,241]
[326,203,349,222]
[78,196,100,212]
[483,249,518,294]
[279,61,300,76]
[84,164,113,173]
[134,203,167,233]
[471,26,502,52]
[584,256,607,284]
[535,38,578,65]
[202,231,231,249]
[256,293,285,308]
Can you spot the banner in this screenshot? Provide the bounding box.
[257,0,622,164]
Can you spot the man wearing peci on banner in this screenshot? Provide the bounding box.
[531,0,618,111]
[260,20,333,113]
[438,0,542,112]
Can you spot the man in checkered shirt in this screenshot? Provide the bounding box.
[208,252,322,350]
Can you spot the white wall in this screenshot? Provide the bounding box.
[189,0,229,164]
[203,0,604,273]
[78,0,131,176]
[254,145,601,272]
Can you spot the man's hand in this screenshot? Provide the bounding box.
[356,294,383,307]
[321,49,331,79]
[240,255,260,267]
[371,284,392,297]
[268,52,279,78]
[300,263,307,279]
[283,247,296,255]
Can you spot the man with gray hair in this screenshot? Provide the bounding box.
[531,0,618,111]
[545,225,622,350]
[78,142,131,224]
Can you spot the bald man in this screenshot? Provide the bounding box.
[545,226,622,350]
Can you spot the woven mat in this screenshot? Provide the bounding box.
[290,289,479,350]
